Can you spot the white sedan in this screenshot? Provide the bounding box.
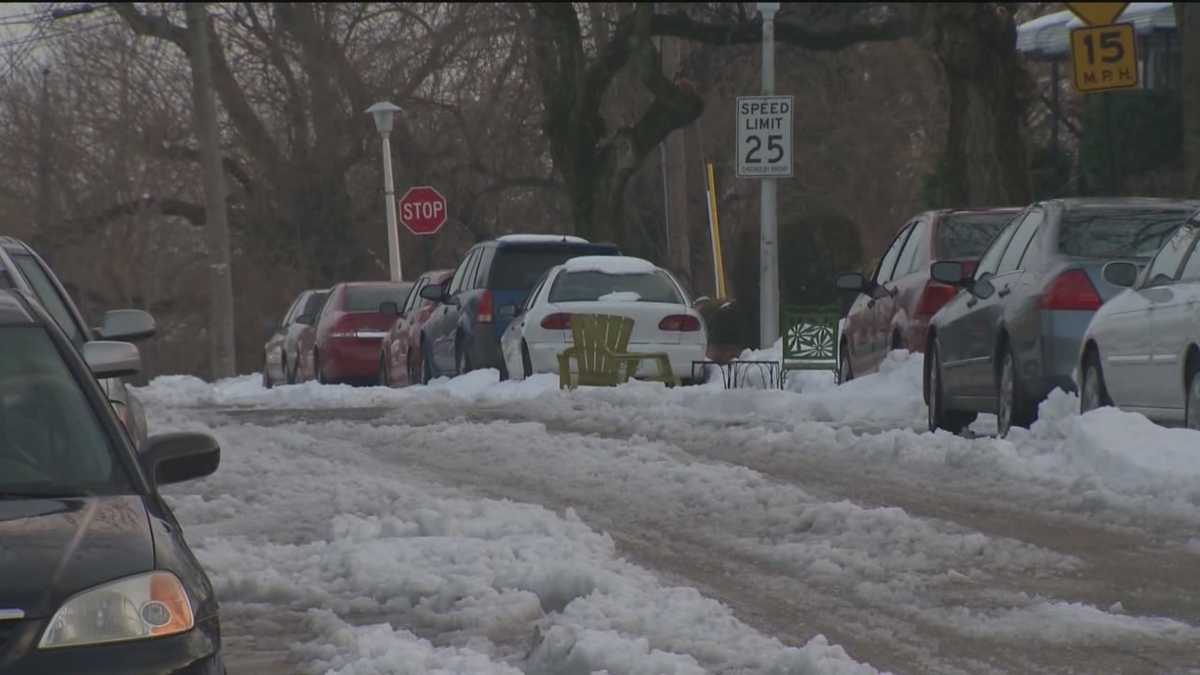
[500,256,708,383]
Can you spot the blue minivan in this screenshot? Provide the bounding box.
[417,235,619,381]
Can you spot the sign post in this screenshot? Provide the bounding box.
[397,186,448,237]
[1066,2,1136,93]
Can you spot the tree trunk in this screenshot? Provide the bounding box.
[1177,3,1200,194]
[917,3,1030,207]
[662,37,693,289]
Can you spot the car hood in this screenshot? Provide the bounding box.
[0,495,154,618]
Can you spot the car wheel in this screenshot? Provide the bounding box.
[379,354,390,388]
[1186,361,1200,431]
[422,341,434,384]
[521,340,533,379]
[456,338,471,376]
[997,347,1034,437]
[285,351,297,385]
[837,346,853,385]
[315,350,328,385]
[927,342,975,434]
[262,355,273,390]
[407,352,418,386]
[1080,352,1112,414]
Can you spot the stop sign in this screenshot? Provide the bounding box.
[397,185,447,236]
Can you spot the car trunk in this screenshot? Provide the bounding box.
[550,301,691,345]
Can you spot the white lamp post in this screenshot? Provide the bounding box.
[367,101,403,281]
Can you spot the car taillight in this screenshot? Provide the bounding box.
[541,313,572,330]
[1041,270,1102,311]
[477,290,494,324]
[914,281,958,318]
[659,314,701,331]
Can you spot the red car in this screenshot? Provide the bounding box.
[312,281,414,385]
[835,208,1019,382]
[379,269,453,386]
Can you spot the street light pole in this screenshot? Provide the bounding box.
[758,2,780,349]
[367,102,403,282]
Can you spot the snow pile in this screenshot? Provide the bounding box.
[155,414,883,675]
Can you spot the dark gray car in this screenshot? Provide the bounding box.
[924,198,1199,436]
[262,288,329,387]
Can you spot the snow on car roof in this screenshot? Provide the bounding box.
[496,234,589,244]
[560,256,657,274]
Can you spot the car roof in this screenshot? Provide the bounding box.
[1047,197,1200,210]
[940,207,1022,216]
[0,288,37,326]
[559,256,657,274]
[0,235,30,253]
[495,234,590,246]
[421,269,453,282]
[342,281,411,288]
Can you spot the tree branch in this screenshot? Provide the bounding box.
[648,10,910,50]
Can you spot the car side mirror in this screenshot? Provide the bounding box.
[1102,261,1138,288]
[419,284,446,303]
[139,432,220,488]
[379,301,400,316]
[930,261,967,286]
[83,341,142,379]
[98,309,156,342]
[835,272,869,294]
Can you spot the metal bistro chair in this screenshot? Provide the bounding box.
[780,304,840,388]
[558,313,677,389]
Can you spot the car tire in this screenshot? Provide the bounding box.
[997,347,1035,437]
[456,338,471,376]
[285,351,297,385]
[379,355,390,388]
[421,341,434,384]
[1186,359,1200,431]
[1080,351,1112,414]
[927,342,975,434]
[407,352,419,386]
[262,355,273,390]
[315,350,328,385]
[521,341,533,379]
[837,346,853,385]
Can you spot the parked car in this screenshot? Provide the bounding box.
[924,198,1199,436]
[419,235,620,381]
[0,236,156,447]
[379,269,452,387]
[500,256,706,383]
[312,281,413,385]
[262,288,329,388]
[0,287,223,673]
[1078,213,1200,429]
[835,208,1018,383]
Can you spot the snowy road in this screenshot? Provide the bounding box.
[135,352,1200,675]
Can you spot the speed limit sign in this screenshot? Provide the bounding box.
[736,95,793,178]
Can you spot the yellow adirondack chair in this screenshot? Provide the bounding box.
[557,313,677,389]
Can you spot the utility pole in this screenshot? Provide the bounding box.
[185,3,236,378]
[758,2,780,348]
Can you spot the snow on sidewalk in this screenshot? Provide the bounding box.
[148,410,882,675]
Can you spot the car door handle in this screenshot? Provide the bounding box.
[998,287,1012,298]
[967,298,978,308]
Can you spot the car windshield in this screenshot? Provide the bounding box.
[937,213,1015,259]
[1058,207,1193,259]
[0,325,130,495]
[9,253,86,346]
[490,248,617,291]
[548,270,683,304]
[344,284,412,312]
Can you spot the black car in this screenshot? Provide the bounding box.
[0,288,223,674]
[418,234,620,380]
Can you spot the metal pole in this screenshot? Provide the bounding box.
[380,132,403,281]
[759,3,779,348]
[659,142,671,259]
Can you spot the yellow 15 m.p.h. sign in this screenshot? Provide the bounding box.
[1065,2,1137,93]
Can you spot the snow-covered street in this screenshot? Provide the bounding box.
[134,352,1200,675]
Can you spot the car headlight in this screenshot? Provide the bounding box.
[39,572,194,649]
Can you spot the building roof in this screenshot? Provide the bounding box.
[1017,3,1175,60]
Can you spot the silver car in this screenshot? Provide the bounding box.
[0,236,156,447]
[924,198,1199,436]
[1078,214,1200,429]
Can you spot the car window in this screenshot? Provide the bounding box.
[490,247,617,291]
[473,247,496,289]
[344,284,412,312]
[281,294,305,327]
[896,220,929,277]
[10,253,86,346]
[303,291,329,319]
[449,249,477,295]
[463,248,484,291]
[875,225,913,284]
[548,270,684,304]
[404,279,427,314]
[975,218,1020,281]
[1180,232,1200,281]
[0,325,131,495]
[997,209,1043,275]
[1058,207,1192,259]
[936,212,1014,259]
[1144,224,1195,286]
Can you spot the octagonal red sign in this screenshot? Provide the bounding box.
[397,185,447,236]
